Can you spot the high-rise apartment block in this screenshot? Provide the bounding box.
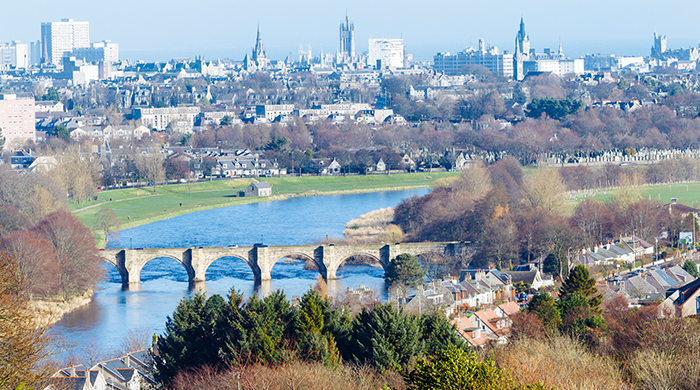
[339,15,356,63]
[368,39,404,69]
[0,41,29,69]
[0,94,36,148]
[433,38,513,77]
[41,18,90,65]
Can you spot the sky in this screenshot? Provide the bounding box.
[2,0,700,63]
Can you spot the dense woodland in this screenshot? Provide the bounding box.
[393,158,697,276]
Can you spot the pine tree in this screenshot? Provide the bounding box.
[385,253,426,288]
[350,303,423,370]
[527,292,561,333]
[155,292,224,384]
[560,265,601,309]
[294,289,340,366]
[420,313,470,356]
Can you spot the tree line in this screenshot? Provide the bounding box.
[155,287,472,386]
[0,166,104,300]
[393,159,694,275]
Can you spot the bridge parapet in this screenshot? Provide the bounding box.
[98,242,469,285]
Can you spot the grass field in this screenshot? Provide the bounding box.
[73,172,461,245]
[574,182,700,207]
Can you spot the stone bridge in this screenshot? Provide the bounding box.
[100,242,466,284]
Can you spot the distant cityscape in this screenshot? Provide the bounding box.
[0,14,698,150]
[0,15,694,75]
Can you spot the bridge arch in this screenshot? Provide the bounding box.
[99,255,128,285]
[136,254,194,283]
[337,252,384,269]
[268,252,319,277]
[202,255,255,280]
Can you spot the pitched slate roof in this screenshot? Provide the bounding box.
[667,277,700,306]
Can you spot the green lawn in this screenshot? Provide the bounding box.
[74,172,460,246]
[574,182,700,207]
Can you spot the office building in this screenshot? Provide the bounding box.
[0,94,36,148]
[72,40,119,63]
[41,18,90,65]
[0,41,28,69]
[368,38,404,68]
[433,38,513,77]
[30,41,41,66]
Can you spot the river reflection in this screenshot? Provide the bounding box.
[51,189,427,358]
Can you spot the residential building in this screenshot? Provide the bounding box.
[433,38,513,77]
[662,277,700,317]
[368,38,404,68]
[0,94,36,148]
[219,156,282,178]
[41,18,90,65]
[451,316,489,348]
[49,349,157,390]
[133,106,201,132]
[255,104,294,122]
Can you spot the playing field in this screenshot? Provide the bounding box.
[574,182,700,207]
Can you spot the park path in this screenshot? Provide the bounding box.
[72,193,161,214]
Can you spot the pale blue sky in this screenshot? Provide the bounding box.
[2,0,699,62]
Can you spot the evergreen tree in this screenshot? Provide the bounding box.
[420,313,469,356]
[350,303,423,370]
[527,292,561,333]
[683,259,699,278]
[222,290,292,365]
[408,346,519,390]
[385,253,426,288]
[155,292,224,384]
[294,289,340,366]
[559,265,601,309]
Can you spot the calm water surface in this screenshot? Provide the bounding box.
[51,189,429,357]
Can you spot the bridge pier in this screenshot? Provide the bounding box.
[249,247,266,282]
[113,250,130,284]
[315,245,343,280]
[186,248,205,283]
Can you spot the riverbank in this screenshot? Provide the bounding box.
[73,173,459,247]
[30,291,94,327]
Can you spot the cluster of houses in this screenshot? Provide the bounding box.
[44,349,156,390]
[578,235,655,265]
[605,264,696,303]
[391,266,554,348]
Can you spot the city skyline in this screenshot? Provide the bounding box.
[2,0,700,62]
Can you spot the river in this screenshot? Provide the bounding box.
[50,188,429,358]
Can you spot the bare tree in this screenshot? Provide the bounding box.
[32,210,104,300]
[521,168,568,215]
[135,150,166,193]
[0,251,55,388]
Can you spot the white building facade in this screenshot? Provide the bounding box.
[41,18,90,65]
[368,38,404,68]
